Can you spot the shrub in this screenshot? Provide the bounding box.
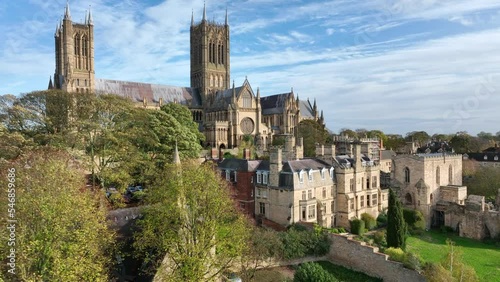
[280,225,331,259]
[293,262,338,282]
[403,209,425,232]
[361,213,377,230]
[376,213,388,227]
[350,219,365,236]
[329,227,347,234]
[385,247,405,262]
[373,230,387,247]
[403,252,423,271]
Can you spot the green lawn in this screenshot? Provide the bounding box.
[406,230,500,282]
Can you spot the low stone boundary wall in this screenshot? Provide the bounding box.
[328,233,425,282]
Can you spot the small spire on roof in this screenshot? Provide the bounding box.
[64,1,71,20]
[202,1,206,21]
[173,140,181,165]
[48,76,53,89]
[225,7,228,25]
[88,5,93,25]
[191,9,194,26]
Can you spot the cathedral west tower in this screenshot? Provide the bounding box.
[190,5,230,106]
[53,2,95,93]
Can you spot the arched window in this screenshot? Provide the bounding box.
[210,74,213,87]
[214,76,218,88]
[436,166,440,185]
[430,193,433,202]
[404,167,410,183]
[448,165,453,184]
[405,193,412,205]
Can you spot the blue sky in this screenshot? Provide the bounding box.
[2,0,500,136]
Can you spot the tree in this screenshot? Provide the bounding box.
[159,103,204,159]
[239,227,284,281]
[449,132,484,153]
[405,131,430,147]
[464,166,500,201]
[477,131,494,140]
[339,128,358,139]
[133,161,250,281]
[0,148,115,281]
[386,188,407,249]
[385,134,406,151]
[297,119,329,157]
[367,129,388,144]
[441,239,479,282]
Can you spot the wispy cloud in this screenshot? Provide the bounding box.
[2,0,500,135]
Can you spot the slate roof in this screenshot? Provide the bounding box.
[260,92,292,115]
[483,146,500,153]
[218,158,262,172]
[94,78,202,107]
[380,150,396,160]
[284,158,332,172]
[299,100,315,118]
[464,153,500,162]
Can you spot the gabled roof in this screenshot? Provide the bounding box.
[299,100,314,118]
[415,179,428,189]
[94,78,201,107]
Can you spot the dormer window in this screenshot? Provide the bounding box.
[321,168,326,180]
[308,170,313,181]
[263,172,268,185]
[330,167,334,179]
[257,172,262,184]
[299,170,305,183]
[484,155,488,160]
[495,156,499,161]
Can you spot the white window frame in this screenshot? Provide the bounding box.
[308,170,313,181]
[299,170,304,183]
[263,172,268,185]
[257,172,262,184]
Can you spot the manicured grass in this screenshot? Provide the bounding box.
[406,230,500,282]
[316,261,382,282]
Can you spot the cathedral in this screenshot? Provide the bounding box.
[50,3,324,149]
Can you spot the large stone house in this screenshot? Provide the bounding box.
[253,136,336,227]
[316,144,389,228]
[50,3,322,149]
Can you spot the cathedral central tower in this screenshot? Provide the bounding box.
[190,5,230,105]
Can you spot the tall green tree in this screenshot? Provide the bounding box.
[134,161,250,281]
[297,119,329,157]
[386,188,407,249]
[0,149,115,281]
[464,166,500,201]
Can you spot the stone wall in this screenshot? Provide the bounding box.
[327,234,425,282]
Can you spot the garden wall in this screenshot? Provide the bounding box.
[327,234,425,282]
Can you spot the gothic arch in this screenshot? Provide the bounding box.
[405,193,413,205]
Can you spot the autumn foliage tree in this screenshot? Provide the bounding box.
[0,149,115,281]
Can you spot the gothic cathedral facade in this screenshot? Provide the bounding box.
[50,3,322,150]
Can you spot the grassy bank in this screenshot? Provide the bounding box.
[406,230,500,282]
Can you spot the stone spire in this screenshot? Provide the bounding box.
[173,141,181,165]
[191,9,194,26]
[202,1,206,22]
[48,76,53,89]
[88,6,93,25]
[55,22,60,36]
[64,1,71,20]
[225,7,228,25]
